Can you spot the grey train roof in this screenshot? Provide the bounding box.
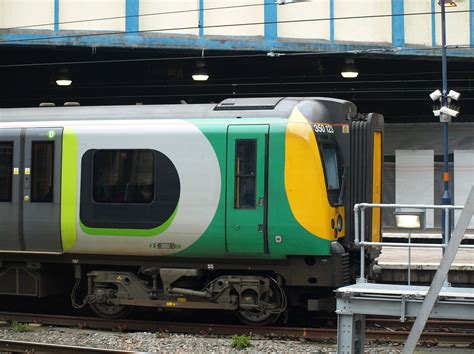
[0,97,357,123]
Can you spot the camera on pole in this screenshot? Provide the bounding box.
[430,89,461,122]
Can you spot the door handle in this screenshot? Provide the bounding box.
[24,195,30,202]
[258,224,263,232]
[258,197,264,206]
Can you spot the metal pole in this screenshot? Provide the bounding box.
[407,229,411,286]
[440,0,452,251]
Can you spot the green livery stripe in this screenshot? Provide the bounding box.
[79,205,178,236]
[61,127,78,251]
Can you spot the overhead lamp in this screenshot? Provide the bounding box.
[341,59,359,79]
[438,0,457,7]
[56,68,72,86]
[192,61,209,81]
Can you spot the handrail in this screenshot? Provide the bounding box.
[353,201,471,283]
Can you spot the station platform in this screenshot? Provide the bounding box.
[376,245,474,285]
[382,229,474,242]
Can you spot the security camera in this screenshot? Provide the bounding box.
[440,106,460,117]
[448,90,461,101]
[430,89,442,101]
[432,109,441,117]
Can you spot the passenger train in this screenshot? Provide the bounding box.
[0,97,383,325]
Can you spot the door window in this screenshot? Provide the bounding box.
[31,142,54,202]
[234,140,257,209]
[0,142,13,202]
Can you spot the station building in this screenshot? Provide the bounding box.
[1,0,473,229]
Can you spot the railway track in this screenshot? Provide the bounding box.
[0,339,134,353]
[1,312,473,346]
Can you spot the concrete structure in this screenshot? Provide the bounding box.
[1,0,473,57]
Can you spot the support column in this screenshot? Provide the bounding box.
[54,0,59,32]
[125,0,139,33]
[264,0,277,41]
[471,0,474,47]
[391,0,405,47]
[199,0,204,37]
[337,312,366,354]
[330,0,334,42]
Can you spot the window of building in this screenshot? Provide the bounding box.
[93,149,155,204]
[31,142,54,203]
[234,140,257,209]
[0,142,13,202]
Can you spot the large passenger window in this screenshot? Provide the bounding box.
[234,140,257,209]
[93,150,155,204]
[0,142,13,202]
[31,142,54,203]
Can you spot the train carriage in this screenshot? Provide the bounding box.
[0,97,383,325]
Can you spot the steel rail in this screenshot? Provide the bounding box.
[0,312,473,345]
[0,339,137,353]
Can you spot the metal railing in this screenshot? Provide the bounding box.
[354,203,474,283]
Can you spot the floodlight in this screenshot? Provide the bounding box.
[429,89,442,101]
[394,210,424,229]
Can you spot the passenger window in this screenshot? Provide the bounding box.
[31,142,54,202]
[0,142,13,202]
[93,150,154,204]
[234,140,257,209]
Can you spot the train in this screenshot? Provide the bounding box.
[0,97,383,325]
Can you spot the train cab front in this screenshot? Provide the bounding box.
[284,98,349,251]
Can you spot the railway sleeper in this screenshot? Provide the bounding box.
[84,269,287,325]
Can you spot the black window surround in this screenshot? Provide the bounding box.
[80,149,180,230]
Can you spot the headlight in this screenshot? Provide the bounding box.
[337,215,343,232]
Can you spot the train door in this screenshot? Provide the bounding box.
[226,125,268,254]
[22,128,63,252]
[0,129,22,250]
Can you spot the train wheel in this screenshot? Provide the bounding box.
[235,282,284,326]
[90,302,133,320]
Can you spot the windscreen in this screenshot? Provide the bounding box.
[313,123,342,206]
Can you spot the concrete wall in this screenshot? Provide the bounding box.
[0,0,54,30]
[140,0,198,36]
[1,0,472,53]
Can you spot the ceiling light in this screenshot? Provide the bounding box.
[56,68,72,86]
[192,60,209,81]
[438,0,457,7]
[56,79,72,86]
[341,59,359,79]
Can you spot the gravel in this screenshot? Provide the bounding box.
[0,324,405,353]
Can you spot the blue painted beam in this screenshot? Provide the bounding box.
[330,0,334,42]
[471,0,474,47]
[432,0,437,47]
[264,0,277,41]
[199,0,204,37]
[54,0,59,32]
[391,0,404,47]
[1,32,473,58]
[125,0,139,33]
